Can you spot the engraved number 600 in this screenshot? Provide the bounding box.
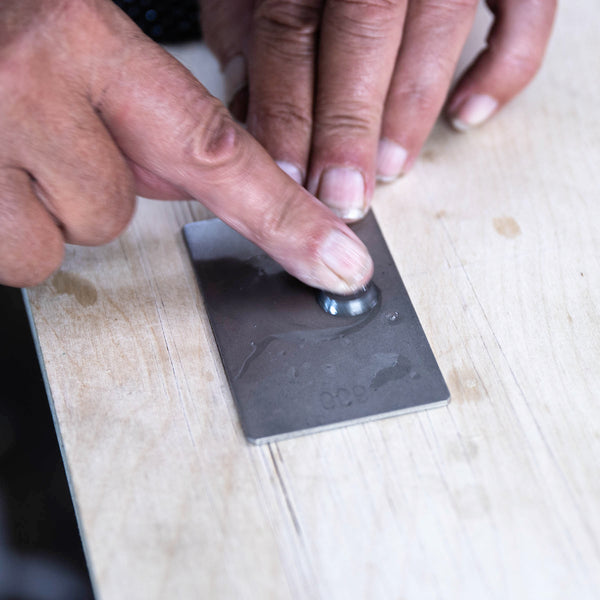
[320,386,367,409]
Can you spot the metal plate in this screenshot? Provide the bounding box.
[183,212,449,444]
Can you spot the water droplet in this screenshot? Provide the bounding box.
[385,311,400,323]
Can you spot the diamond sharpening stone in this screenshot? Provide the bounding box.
[183,212,449,444]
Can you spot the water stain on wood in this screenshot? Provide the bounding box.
[493,216,521,239]
[455,484,491,519]
[448,438,480,462]
[421,149,437,163]
[446,367,483,403]
[52,272,98,307]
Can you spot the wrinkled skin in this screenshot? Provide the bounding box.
[0,0,373,293]
[202,0,557,219]
[0,0,556,290]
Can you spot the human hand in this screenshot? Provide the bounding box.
[0,0,372,293]
[201,0,556,220]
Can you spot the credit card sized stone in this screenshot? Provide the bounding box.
[183,212,450,444]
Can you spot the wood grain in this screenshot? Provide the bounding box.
[25,2,600,598]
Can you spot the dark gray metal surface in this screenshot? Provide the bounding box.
[183,212,449,444]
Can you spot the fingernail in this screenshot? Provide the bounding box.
[276,161,304,185]
[318,168,367,221]
[376,139,408,182]
[223,55,247,105]
[450,94,498,132]
[318,229,374,294]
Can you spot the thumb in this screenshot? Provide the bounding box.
[94,28,373,294]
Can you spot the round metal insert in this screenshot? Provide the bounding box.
[316,281,379,317]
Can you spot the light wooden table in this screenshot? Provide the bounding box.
[24,2,600,599]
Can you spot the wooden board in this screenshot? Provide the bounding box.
[25,2,600,598]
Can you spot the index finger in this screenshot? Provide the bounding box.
[93,25,373,294]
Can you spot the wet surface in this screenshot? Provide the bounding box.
[198,257,382,380]
[184,212,449,443]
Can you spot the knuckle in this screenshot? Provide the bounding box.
[400,86,440,115]
[0,232,64,288]
[400,79,443,111]
[184,103,240,166]
[182,101,243,171]
[426,0,478,12]
[331,0,402,19]
[65,174,135,246]
[316,101,379,138]
[253,0,321,60]
[326,0,404,41]
[389,60,452,116]
[250,100,312,138]
[91,193,135,245]
[254,0,322,36]
[417,0,479,35]
[491,42,543,83]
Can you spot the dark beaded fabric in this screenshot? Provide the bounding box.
[113,0,201,43]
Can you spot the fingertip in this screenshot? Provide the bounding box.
[446,0,557,132]
[55,162,137,247]
[447,93,498,131]
[311,227,374,295]
[225,161,373,295]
